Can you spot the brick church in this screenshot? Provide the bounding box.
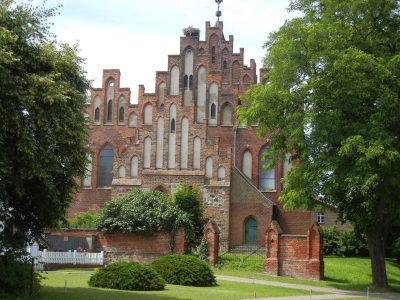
[70,13,343,245]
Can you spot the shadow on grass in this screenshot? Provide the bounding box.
[322,276,349,284]
[40,286,191,300]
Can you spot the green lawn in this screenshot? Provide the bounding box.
[213,256,400,293]
[40,271,322,300]
[36,257,399,300]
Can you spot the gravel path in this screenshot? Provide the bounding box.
[215,275,400,300]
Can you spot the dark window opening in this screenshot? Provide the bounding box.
[94,107,100,122]
[223,61,228,74]
[211,103,216,119]
[171,118,176,133]
[211,46,216,63]
[107,100,113,123]
[99,145,114,187]
[189,75,193,89]
[119,107,124,123]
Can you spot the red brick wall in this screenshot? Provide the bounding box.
[46,228,185,265]
[264,221,324,280]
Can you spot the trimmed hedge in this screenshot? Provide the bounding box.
[151,254,217,286]
[88,261,166,291]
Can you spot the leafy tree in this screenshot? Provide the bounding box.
[0,0,90,256]
[238,0,400,289]
[173,182,208,251]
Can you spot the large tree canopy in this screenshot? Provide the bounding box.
[238,0,400,289]
[0,0,91,254]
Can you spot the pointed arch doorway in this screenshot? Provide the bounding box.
[245,217,258,245]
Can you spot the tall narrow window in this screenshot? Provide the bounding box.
[193,137,201,169]
[259,146,275,190]
[223,61,228,74]
[170,66,179,95]
[99,145,114,187]
[107,100,113,123]
[211,46,216,63]
[222,105,231,125]
[243,150,252,179]
[184,75,188,89]
[218,166,226,180]
[156,117,164,169]
[196,66,207,123]
[119,107,124,123]
[94,107,100,122]
[144,137,151,169]
[205,157,213,179]
[209,82,218,125]
[168,104,177,168]
[170,118,176,133]
[211,103,216,119]
[118,96,125,123]
[144,104,152,124]
[83,153,92,187]
[131,156,138,177]
[158,82,166,106]
[106,80,114,123]
[189,75,193,89]
[180,117,189,169]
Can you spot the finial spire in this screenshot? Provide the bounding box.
[215,0,223,26]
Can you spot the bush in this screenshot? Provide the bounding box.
[98,189,182,234]
[68,210,100,228]
[0,256,42,299]
[322,226,340,255]
[197,238,209,261]
[88,261,165,291]
[323,226,368,257]
[151,254,217,286]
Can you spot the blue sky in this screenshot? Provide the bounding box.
[34,0,298,102]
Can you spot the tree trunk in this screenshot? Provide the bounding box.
[366,231,389,289]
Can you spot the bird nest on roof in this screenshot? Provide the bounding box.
[183,26,200,37]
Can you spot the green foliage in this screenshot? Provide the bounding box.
[0,0,91,255]
[98,189,184,234]
[323,226,368,257]
[0,255,42,299]
[151,254,217,286]
[67,210,99,229]
[88,261,165,291]
[173,182,208,251]
[98,184,208,253]
[237,0,400,288]
[197,238,210,261]
[389,238,400,261]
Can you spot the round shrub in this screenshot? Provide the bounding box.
[151,254,217,286]
[88,261,166,291]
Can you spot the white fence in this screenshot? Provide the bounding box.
[34,249,104,270]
